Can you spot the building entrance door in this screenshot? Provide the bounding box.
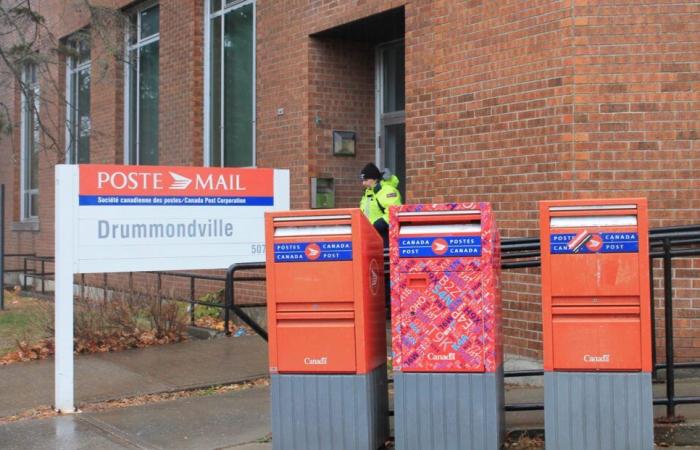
[376,39,406,199]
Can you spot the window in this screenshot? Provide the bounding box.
[125,3,159,165]
[205,0,255,167]
[20,63,40,220]
[66,38,91,164]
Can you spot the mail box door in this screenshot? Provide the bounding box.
[548,214,641,297]
[397,270,486,372]
[551,307,642,371]
[275,312,357,373]
[272,237,354,303]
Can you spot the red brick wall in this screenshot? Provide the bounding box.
[307,37,375,207]
[571,1,700,364]
[1,0,699,362]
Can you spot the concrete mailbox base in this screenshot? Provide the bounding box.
[394,370,504,450]
[545,372,653,450]
[270,364,388,450]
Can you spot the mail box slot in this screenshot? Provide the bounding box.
[390,203,501,373]
[266,209,386,375]
[540,198,651,372]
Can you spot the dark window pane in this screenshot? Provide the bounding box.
[138,42,159,165]
[384,123,405,199]
[223,3,253,167]
[129,14,138,45]
[382,43,405,113]
[28,92,39,190]
[211,0,221,13]
[140,5,160,39]
[129,50,138,163]
[30,193,38,217]
[77,40,90,65]
[77,67,91,163]
[210,15,222,167]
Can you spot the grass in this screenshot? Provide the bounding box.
[0,291,49,356]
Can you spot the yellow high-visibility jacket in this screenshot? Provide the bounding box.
[360,174,402,225]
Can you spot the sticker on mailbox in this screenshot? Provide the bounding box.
[273,241,352,262]
[550,231,638,254]
[398,236,482,258]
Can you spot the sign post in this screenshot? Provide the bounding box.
[54,164,289,412]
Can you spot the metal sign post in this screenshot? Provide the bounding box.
[1,184,5,310]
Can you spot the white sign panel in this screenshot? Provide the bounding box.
[57,164,290,273]
[54,164,289,412]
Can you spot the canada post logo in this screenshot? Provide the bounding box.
[78,164,274,207]
[431,238,449,255]
[399,236,481,258]
[304,243,321,260]
[274,241,352,263]
[550,230,639,254]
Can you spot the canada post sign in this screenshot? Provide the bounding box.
[57,164,290,273]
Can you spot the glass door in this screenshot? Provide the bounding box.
[376,40,406,199]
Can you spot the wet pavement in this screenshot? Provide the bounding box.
[1,336,699,448]
[0,336,268,417]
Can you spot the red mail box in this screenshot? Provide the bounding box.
[265,209,386,374]
[539,198,652,372]
[390,203,502,373]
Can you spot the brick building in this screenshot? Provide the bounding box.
[1,0,699,362]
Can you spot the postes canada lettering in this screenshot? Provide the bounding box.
[401,239,431,246]
[606,233,636,241]
[320,242,351,250]
[276,253,304,261]
[275,244,303,251]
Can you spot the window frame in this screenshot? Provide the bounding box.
[20,63,40,221]
[123,1,160,165]
[203,0,256,167]
[65,37,91,164]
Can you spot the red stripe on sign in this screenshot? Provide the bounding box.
[79,165,274,197]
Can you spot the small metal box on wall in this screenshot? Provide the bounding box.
[539,198,653,450]
[265,209,388,450]
[389,202,503,450]
[310,177,335,209]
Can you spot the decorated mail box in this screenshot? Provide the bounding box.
[390,203,503,450]
[390,202,501,373]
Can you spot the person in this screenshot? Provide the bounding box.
[359,162,402,247]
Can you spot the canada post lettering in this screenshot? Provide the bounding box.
[78,165,274,206]
[398,236,482,258]
[550,232,639,254]
[274,241,352,263]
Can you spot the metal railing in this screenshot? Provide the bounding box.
[22,255,54,294]
[221,225,700,422]
[13,225,700,421]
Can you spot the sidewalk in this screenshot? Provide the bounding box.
[0,386,271,450]
[1,335,700,448]
[0,335,268,417]
[2,382,700,450]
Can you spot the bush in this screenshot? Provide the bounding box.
[2,289,189,364]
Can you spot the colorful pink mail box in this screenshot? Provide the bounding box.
[389,202,503,450]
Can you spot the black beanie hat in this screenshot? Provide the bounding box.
[360,163,382,180]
